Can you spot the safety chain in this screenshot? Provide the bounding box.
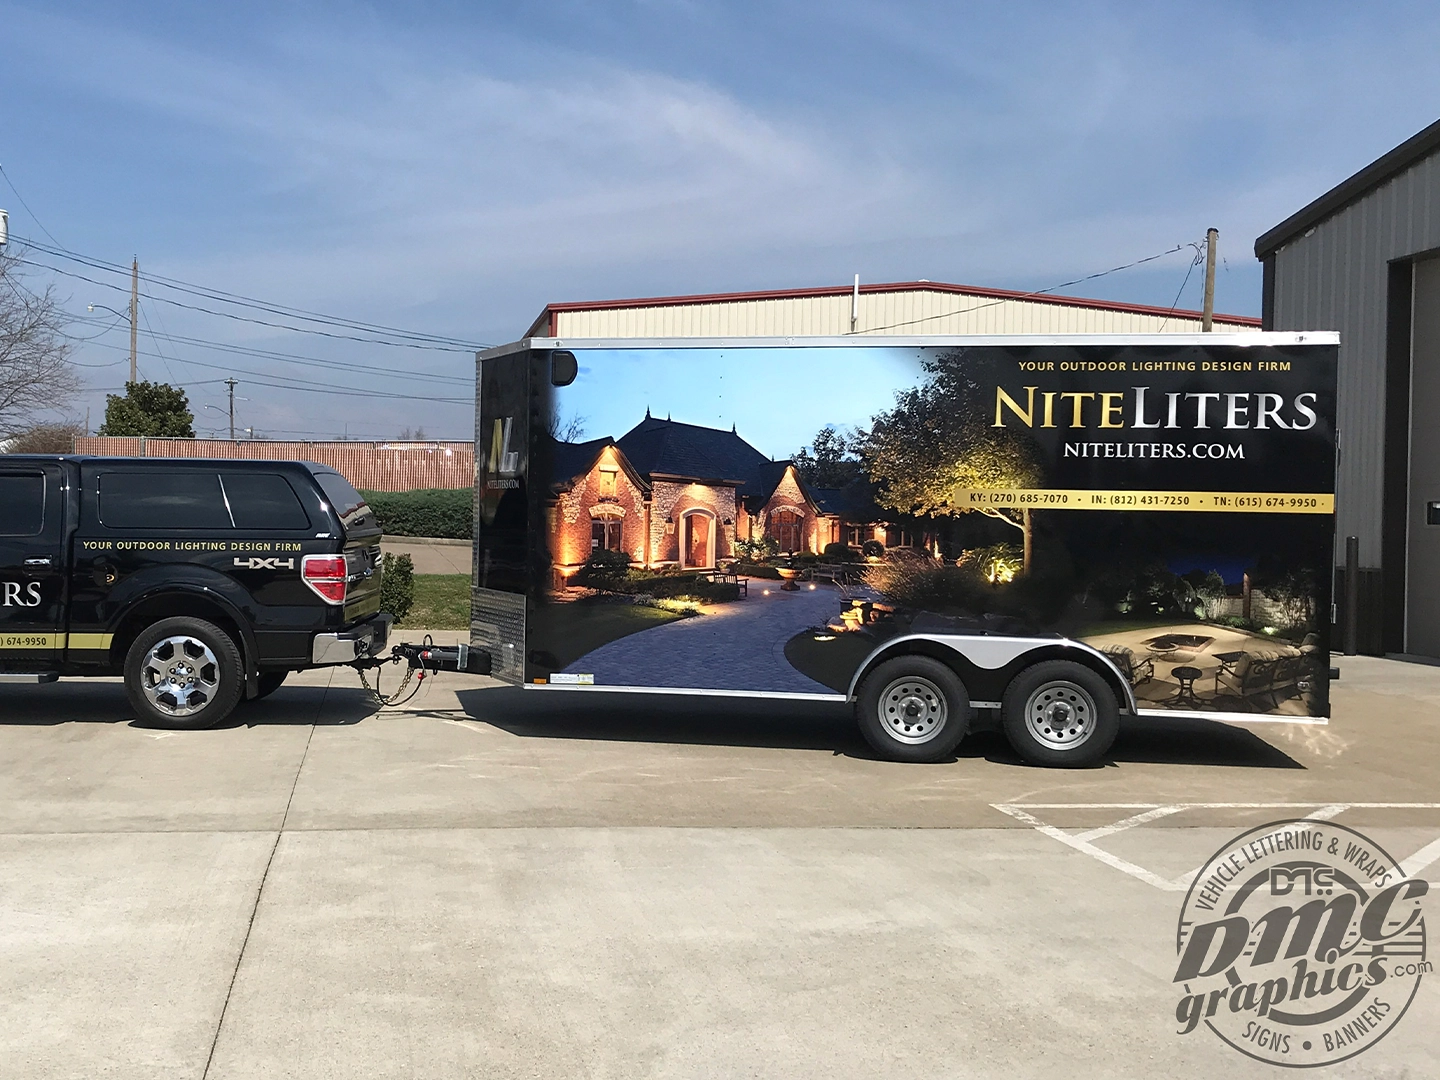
[357,658,423,707]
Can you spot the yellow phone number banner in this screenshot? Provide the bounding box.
[952,489,1333,513]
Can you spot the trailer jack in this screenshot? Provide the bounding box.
[350,638,492,706]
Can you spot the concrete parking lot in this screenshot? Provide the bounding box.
[1,649,1438,1078]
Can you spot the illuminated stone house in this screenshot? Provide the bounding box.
[547,413,931,581]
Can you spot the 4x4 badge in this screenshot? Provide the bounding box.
[233,557,296,570]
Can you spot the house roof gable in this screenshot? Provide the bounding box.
[616,413,772,486]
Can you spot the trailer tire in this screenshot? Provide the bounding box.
[855,656,969,763]
[1002,660,1118,768]
[123,616,244,730]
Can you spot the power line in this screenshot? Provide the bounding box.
[0,165,63,248]
[853,243,1195,334]
[67,314,471,390]
[12,233,489,350]
[1157,242,1207,331]
[21,253,481,352]
[75,336,472,402]
[64,308,470,384]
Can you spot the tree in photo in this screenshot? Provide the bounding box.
[4,421,85,454]
[792,424,864,488]
[859,350,1045,572]
[0,249,80,439]
[98,380,196,438]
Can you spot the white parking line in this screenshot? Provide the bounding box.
[992,802,1440,892]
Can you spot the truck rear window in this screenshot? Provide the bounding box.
[313,471,372,530]
[221,474,311,530]
[99,472,233,529]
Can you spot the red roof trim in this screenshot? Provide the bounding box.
[534,280,1261,327]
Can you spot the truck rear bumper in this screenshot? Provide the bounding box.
[312,613,392,665]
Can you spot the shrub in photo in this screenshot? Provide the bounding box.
[574,548,633,590]
[822,542,861,562]
[380,552,415,621]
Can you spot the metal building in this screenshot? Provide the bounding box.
[1257,118,1440,657]
[526,280,1261,339]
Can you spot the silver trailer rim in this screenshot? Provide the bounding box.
[1024,680,1096,750]
[878,675,948,744]
[141,635,220,717]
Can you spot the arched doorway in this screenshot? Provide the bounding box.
[680,510,715,568]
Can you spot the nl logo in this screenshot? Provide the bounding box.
[485,417,521,488]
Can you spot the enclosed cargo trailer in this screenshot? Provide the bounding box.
[471,334,1338,766]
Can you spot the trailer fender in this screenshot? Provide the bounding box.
[846,634,1137,715]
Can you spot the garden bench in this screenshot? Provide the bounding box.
[703,570,748,597]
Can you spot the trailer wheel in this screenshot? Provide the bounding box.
[1002,660,1118,768]
[123,616,244,730]
[855,656,969,763]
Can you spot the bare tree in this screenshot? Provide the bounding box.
[0,249,80,437]
[5,421,85,453]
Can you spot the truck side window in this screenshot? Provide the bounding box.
[99,471,233,529]
[0,473,45,536]
[220,474,311,530]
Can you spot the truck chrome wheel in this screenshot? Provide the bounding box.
[1023,680,1097,750]
[878,675,948,744]
[141,635,221,717]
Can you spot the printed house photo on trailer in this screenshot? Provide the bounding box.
[520,343,1335,718]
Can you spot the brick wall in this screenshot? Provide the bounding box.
[73,436,474,491]
[551,445,649,568]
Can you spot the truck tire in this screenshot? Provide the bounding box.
[123,616,245,730]
[1002,660,1119,768]
[855,656,969,763]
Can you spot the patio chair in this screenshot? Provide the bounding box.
[1100,645,1154,686]
[1215,653,1279,707]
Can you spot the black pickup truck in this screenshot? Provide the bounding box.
[0,456,392,728]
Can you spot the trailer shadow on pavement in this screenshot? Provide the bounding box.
[455,687,1304,769]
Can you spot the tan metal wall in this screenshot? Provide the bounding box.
[72,437,475,491]
[551,289,1260,338]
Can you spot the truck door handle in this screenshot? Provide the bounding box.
[24,557,53,568]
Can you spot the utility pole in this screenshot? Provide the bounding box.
[1201,228,1218,332]
[128,257,139,383]
[224,378,238,440]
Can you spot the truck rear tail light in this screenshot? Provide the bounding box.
[302,554,348,604]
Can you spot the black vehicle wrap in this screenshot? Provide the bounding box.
[0,456,382,677]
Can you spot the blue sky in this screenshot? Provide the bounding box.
[566,347,925,458]
[2,2,1437,442]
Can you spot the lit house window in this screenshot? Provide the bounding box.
[769,510,802,553]
[598,468,618,498]
[591,516,622,551]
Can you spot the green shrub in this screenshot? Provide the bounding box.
[823,542,861,562]
[681,581,740,603]
[361,488,472,539]
[731,562,782,579]
[575,548,633,589]
[734,536,779,561]
[380,552,415,621]
[861,539,886,559]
